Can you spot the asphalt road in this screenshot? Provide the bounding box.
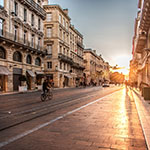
[0,86,147,150]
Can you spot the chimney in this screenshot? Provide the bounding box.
[43,0,48,5]
[63,9,68,15]
[93,50,96,54]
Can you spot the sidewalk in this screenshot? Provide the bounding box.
[0,87,75,96]
[132,88,150,149]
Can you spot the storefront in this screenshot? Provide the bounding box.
[26,70,35,90]
[35,71,44,89]
[13,68,22,91]
[0,66,10,92]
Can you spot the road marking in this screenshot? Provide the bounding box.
[0,90,120,148]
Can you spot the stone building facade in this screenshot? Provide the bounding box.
[0,0,46,92]
[130,0,150,88]
[43,3,84,88]
[83,49,110,86]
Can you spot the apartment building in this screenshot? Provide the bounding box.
[130,0,150,87]
[43,3,85,87]
[0,0,46,92]
[83,49,109,85]
[70,25,85,86]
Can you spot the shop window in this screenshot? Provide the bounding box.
[35,57,41,66]
[13,51,22,62]
[26,55,32,64]
[0,47,6,59]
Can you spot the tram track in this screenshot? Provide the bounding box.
[0,87,122,131]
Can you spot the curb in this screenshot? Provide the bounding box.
[132,89,150,150]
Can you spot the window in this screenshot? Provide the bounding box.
[66,22,68,30]
[37,0,41,5]
[64,63,66,70]
[14,2,18,16]
[37,37,41,50]
[0,19,3,36]
[60,62,62,69]
[59,28,62,38]
[59,46,62,53]
[47,13,52,21]
[47,27,52,37]
[26,55,32,64]
[63,18,65,27]
[59,15,62,23]
[47,62,52,69]
[13,51,22,62]
[38,18,41,30]
[35,57,41,66]
[31,14,34,26]
[23,31,27,44]
[63,48,65,55]
[63,32,65,41]
[14,26,17,41]
[31,34,34,48]
[24,8,27,22]
[47,45,52,54]
[0,47,6,59]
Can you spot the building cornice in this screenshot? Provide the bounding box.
[43,4,71,21]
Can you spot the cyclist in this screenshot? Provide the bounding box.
[42,79,50,94]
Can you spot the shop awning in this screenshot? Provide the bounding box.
[0,66,11,75]
[27,70,35,77]
[64,74,72,78]
[35,71,44,75]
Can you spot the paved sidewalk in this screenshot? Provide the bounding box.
[131,88,150,150]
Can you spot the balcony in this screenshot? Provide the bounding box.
[0,30,45,55]
[135,33,147,53]
[72,62,80,69]
[58,53,73,65]
[0,5,8,19]
[77,41,84,49]
[20,0,46,19]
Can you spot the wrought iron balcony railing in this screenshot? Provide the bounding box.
[0,29,44,52]
[58,53,73,65]
[20,0,46,19]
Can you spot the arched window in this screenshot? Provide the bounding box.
[26,55,32,64]
[35,57,41,66]
[0,47,6,59]
[13,51,22,62]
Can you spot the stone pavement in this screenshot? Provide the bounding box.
[1,87,147,150]
[131,88,150,150]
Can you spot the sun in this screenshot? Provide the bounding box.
[116,68,129,75]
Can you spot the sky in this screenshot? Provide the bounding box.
[49,0,138,73]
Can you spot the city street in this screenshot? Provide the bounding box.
[0,86,147,150]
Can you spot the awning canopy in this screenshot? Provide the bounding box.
[35,71,44,75]
[27,70,35,77]
[0,66,11,75]
[64,74,72,78]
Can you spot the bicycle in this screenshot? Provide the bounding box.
[41,88,53,101]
